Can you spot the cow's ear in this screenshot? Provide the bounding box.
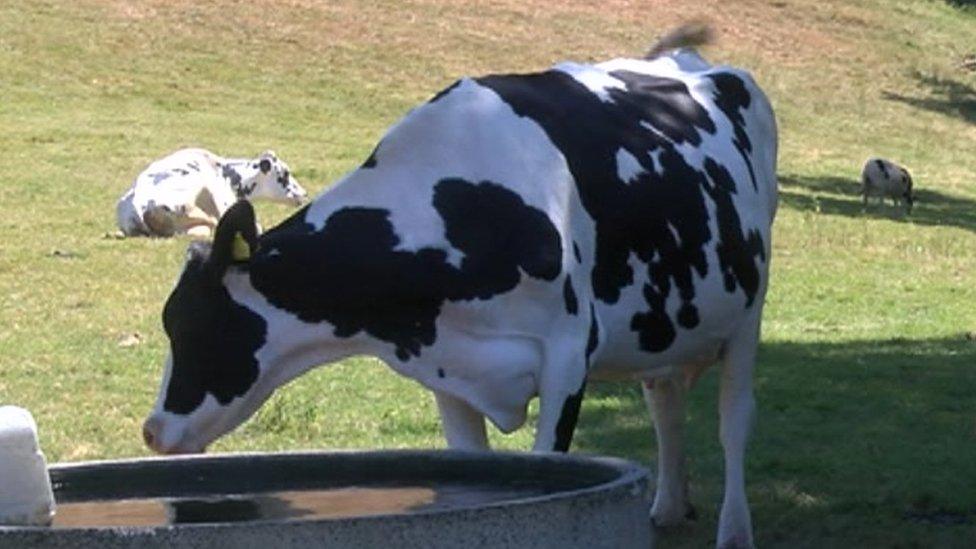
[258,150,276,174]
[207,201,258,280]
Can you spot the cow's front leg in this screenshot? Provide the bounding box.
[716,316,760,549]
[643,374,692,527]
[532,350,587,452]
[181,203,219,235]
[185,225,215,238]
[435,391,488,451]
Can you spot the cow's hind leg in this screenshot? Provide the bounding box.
[435,391,488,451]
[716,313,761,549]
[142,204,178,237]
[644,373,693,527]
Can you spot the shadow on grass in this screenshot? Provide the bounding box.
[778,173,976,233]
[574,335,976,546]
[882,70,976,126]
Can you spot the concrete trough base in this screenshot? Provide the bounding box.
[0,450,654,549]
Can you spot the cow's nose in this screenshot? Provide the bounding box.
[142,416,163,452]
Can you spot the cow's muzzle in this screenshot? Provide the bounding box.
[142,415,206,455]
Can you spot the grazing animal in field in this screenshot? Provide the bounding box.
[860,157,914,214]
[116,148,308,238]
[962,53,975,72]
[143,27,777,549]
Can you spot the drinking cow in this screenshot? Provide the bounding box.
[144,27,778,548]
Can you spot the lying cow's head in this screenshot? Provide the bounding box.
[903,170,915,214]
[143,202,275,454]
[252,150,308,206]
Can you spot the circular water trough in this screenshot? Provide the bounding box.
[0,450,652,548]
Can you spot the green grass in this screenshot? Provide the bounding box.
[1,0,975,546]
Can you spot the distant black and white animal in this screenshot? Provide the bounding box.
[860,157,914,214]
[142,27,777,549]
[116,148,308,237]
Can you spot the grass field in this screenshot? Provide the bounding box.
[1,0,975,546]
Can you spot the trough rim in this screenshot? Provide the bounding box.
[1,448,649,534]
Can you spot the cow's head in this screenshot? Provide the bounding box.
[252,150,308,206]
[903,170,915,214]
[143,202,274,454]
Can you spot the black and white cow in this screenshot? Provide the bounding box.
[143,40,777,548]
[116,148,308,237]
[860,157,914,214]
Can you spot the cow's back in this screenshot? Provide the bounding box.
[266,51,777,379]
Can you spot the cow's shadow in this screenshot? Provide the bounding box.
[882,70,976,126]
[777,173,976,233]
[573,335,976,546]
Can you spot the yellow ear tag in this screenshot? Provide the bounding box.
[231,232,251,262]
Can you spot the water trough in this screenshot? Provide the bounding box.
[0,450,652,548]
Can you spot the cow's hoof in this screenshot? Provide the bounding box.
[716,534,754,549]
[650,502,696,528]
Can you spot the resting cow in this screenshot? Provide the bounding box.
[143,29,778,549]
[115,148,307,238]
[860,157,914,214]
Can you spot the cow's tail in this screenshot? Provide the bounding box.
[644,21,713,59]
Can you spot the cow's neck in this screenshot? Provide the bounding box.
[222,270,374,394]
[219,159,262,199]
